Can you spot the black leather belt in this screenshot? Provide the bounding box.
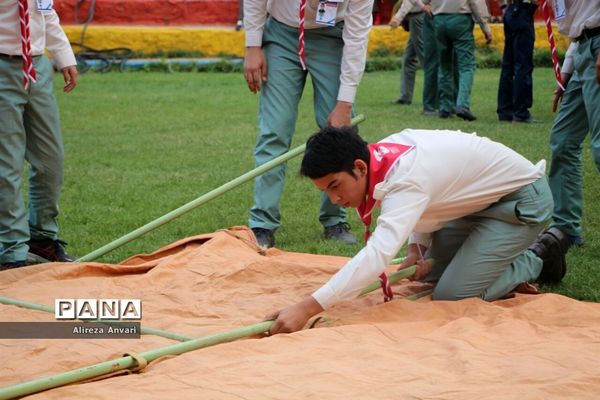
[576,26,600,42]
[0,53,21,59]
[510,0,537,5]
[0,53,41,59]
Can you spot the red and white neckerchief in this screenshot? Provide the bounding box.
[357,142,414,302]
[540,0,564,91]
[298,0,307,70]
[18,0,37,90]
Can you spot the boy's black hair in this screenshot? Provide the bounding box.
[300,125,370,179]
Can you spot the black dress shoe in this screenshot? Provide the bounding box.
[251,228,275,248]
[439,110,451,119]
[323,223,357,245]
[513,116,542,124]
[392,98,411,105]
[28,239,76,263]
[456,108,477,121]
[529,227,567,284]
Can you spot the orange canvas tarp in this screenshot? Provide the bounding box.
[1,227,599,399]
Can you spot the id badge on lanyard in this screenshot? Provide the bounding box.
[552,0,566,20]
[315,0,340,27]
[36,0,54,13]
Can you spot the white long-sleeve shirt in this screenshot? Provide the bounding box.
[244,0,373,103]
[312,129,545,309]
[554,0,600,75]
[0,0,75,69]
[393,0,425,24]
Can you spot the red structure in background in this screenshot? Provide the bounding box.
[55,0,546,27]
[54,0,240,25]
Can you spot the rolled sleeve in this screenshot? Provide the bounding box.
[408,231,432,247]
[394,0,421,23]
[244,0,268,47]
[469,0,491,35]
[312,284,338,310]
[338,0,373,103]
[43,11,75,69]
[561,42,577,75]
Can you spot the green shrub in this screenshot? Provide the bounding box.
[370,47,403,58]
[79,47,568,74]
[533,48,566,68]
[364,47,566,73]
[476,49,502,68]
[365,56,401,72]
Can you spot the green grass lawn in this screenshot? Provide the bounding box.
[53,68,599,301]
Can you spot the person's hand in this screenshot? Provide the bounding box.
[552,72,571,112]
[327,101,353,127]
[244,46,267,94]
[266,296,324,335]
[397,243,428,280]
[552,86,564,113]
[389,17,400,29]
[61,65,77,93]
[411,258,433,281]
[484,30,492,45]
[397,253,419,272]
[422,4,432,16]
[596,53,600,85]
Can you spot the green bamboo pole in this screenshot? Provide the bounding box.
[0,296,193,342]
[0,321,273,400]
[359,258,434,296]
[0,264,431,399]
[359,266,417,296]
[405,288,434,301]
[77,114,366,262]
[0,258,422,343]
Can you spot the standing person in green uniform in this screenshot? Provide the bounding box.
[243,0,374,248]
[390,0,426,106]
[420,4,440,116]
[547,0,600,249]
[419,2,460,117]
[0,0,78,270]
[423,0,492,121]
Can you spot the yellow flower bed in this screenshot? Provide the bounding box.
[63,23,570,58]
[369,24,570,53]
[63,26,246,56]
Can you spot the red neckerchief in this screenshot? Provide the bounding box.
[357,142,414,243]
[357,142,413,302]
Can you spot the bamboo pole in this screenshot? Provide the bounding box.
[0,260,432,399]
[405,288,434,301]
[0,257,410,341]
[77,114,366,262]
[0,321,273,400]
[0,296,194,342]
[359,258,434,296]
[359,266,417,296]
